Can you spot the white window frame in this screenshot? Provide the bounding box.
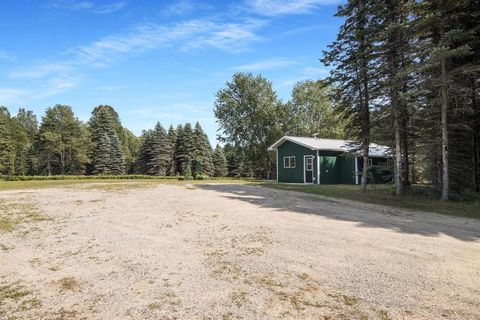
[284,156,296,168]
[368,158,373,167]
[386,158,393,166]
[305,157,313,171]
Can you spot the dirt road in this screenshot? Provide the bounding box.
[1,183,479,319]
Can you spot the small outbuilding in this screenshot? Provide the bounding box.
[268,136,392,184]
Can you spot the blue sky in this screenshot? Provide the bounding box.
[0,0,341,143]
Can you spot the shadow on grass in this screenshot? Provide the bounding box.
[197,184,480,242]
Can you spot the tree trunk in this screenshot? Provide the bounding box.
[358,0,370,193]
[440,58,449,201]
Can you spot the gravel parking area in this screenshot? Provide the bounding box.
[1,182,479,319]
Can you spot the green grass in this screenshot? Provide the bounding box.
[0,198,50,232]
[0,216,16,232]
[0,177,257,191]
[57,277,79,291]
[262,183,480,219]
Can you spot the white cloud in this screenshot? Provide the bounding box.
[164,0,196,15]
[302,66,329,78]
[0,88,31,104]
[71,18,263,66]
[230,58,295,72]
[48,1,125,14]
[9,63,71,79]
[94,2,126,14]
[248,0,338,16]
[37,76,81,98]
[0,51,16,62]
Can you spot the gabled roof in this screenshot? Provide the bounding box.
[267,136,391,157]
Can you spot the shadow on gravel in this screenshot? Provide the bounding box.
[197,184,480,242]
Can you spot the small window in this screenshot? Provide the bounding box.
[305,157,313,171]
[368,158,373,167]
[387,158,393,166]
[284,156,296,168]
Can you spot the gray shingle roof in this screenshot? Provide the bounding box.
[267,136,391,157]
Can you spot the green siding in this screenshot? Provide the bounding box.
[276,140,391,184]
[277,141,317,183]
[318,152,356,184]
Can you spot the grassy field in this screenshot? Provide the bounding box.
[262,183,480,219]
[0,178,257,191]
[1,178,478,219]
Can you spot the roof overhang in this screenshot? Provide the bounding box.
[268,136,314,151]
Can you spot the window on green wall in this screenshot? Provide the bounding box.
[284,156,295,168]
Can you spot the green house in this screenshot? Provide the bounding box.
[268,136,392,184]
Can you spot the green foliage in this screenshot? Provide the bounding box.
[214,72,284,178]
[89,105,125,175]
[192,122,213,177]
[286,80,346,139]
[146,122,170,176]
[36,105,89,175]
[212,145,228,177]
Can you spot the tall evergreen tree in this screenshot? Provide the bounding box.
[89,105,125,175]
[175,123,194,175]
[212,145,228,177]
[36,105,89,175]
[413,0,479,199]
[166,125,177,176]
[0,107,13,175]
[192,122,213,177]
[322,0,377,192]
[146,122,170,176]
[92,132,112,175]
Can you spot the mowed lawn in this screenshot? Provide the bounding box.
[262,183,480,219]
[1,180,479,319]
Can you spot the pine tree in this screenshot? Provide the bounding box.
[166,125,177,176]
[89,105,126,175]
[322,0,377,192]
[37,105,89,175]
[174,124,186,175]
[413,0,478,199]
[212,145,228,177]
[0,107,13,175]
[175,123,194,175]
[146,122,170,176]
[109,131,125,175]
[192,122,213,177]
[92,132,112,175]
[224,145,242,178]
[136,130,153,174]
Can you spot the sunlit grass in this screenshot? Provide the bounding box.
[262,183,480,219]
[0,177,258,191]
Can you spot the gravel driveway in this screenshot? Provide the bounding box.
[1,182,479,319]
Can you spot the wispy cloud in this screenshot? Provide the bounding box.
[247,0,338,16]
[230,58,295,72]
[37,76,82,98]
[9,63,71,79]
[48,0,126,14]
[0,75,81,104]
[164,0,196,15]
[0,50,16,62]
[302,66,329,78]
[277,66,329,89]
[71,18,264,66]
[94,2,126,14]
[0,88,31,104]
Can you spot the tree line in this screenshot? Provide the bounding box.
[214,0,480,200]
[322,0,480,200]
[0,105,230,178]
